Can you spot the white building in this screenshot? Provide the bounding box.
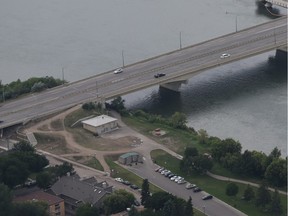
[81,115,118,135]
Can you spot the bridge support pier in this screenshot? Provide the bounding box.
[275,46,287,62]
[160,80,187,92]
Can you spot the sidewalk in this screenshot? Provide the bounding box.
[207,171,287,195]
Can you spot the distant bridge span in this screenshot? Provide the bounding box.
[0,16,287,130]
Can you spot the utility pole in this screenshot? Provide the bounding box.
[122,50,125,68]
[62,67,65,84]
[179,31,182,50]
[235,15,238,32]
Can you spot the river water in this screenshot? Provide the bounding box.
[0,0,287,155]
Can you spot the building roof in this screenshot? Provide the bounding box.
[14,190,63,206]
[119,152,139,159]
[51,176,112,205]
[81,115,117,127]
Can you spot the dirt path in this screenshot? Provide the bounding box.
[24,106,177,173]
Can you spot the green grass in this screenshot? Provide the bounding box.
[83,157,104,171]
[151,149,287,216]
[122,115,205,155]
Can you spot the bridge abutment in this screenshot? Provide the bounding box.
[160,80,188,92]
[275,46,287,62]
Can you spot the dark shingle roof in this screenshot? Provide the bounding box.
[51,176,112,205]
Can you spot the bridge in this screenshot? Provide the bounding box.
[264,0,288,8]
[0,16,287,130]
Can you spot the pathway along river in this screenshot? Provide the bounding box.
[0,0,287,156]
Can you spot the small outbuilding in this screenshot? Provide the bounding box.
[118,152,143,165]
[82,115,118,135]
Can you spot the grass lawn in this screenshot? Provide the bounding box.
[151,149,287,216]
[83,157,104,171]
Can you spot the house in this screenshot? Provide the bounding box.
[49,176,113,216]
[118,152,143,165]
[14,190,65,216]
[81,115,118,135]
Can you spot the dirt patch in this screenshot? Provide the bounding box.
[37,124,50,131]
[50,119,64,131]
[35,132,78,154]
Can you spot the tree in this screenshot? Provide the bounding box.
[197,129,209,145]
[0,156,29,188]
[13,141,35,153]
[170,112,187,129]
[255,182,271,208]
[184,196,194,216]
[226,182,239,196]
[145,192,174,211]
[76,203,99,216]
[191,155,213,174]
[243,184,255,201]
[162,199,177,216]
[55,162,74,177]
[103,189,135,215]
[269,189,283,216]
[110,96,126,113]
[184,147,198,158]
[128,205,139,216]
[36,172,52,189]
[265,158,287,187]
[141,179,150,206]
[269,147,281,159]
[211,138,242,162]
[0,183,13,216]
[12,201,48,216]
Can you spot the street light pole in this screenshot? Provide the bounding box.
[62,67,65,84]
[122,50,125,68]
[2,85,5,102]
[179,31,182,50]
[235,15,238,32]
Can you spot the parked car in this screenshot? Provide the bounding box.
[122,180,131,186]
[185,183,196,189]
[170,176,178,181]
[115,177,123,183]
[130,184,139,190]
[193,187,202,192]
[202,194,213,200]
[155,167,161,172]
[177,179,187,184]
[168,173,175,178]
[154,73,166,78]
[175,177,183,183]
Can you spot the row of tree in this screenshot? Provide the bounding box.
[0,141,74,189]
[0,76,64,102]
[0,141,49,188]
[226,182,283,215]
[210,138,287,187]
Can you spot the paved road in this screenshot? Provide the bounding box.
[0,17,287,129]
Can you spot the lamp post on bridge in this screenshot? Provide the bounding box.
[179,31,182,50]
[122,50,125,68]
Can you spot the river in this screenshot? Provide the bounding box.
[0,0,287,156]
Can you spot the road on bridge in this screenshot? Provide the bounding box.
[0,16,287,129]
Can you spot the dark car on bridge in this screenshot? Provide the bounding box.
[154,73,166,78]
